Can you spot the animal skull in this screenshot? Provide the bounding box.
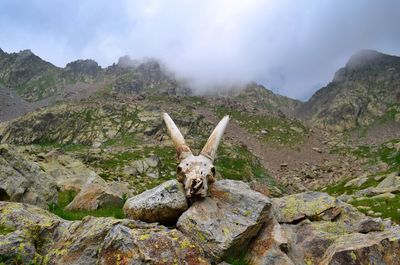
[163,113,230,198]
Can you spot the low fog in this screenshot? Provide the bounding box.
[0,0,400,100]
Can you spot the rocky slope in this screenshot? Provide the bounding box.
[299,50,400,132]
[0,47,400,264]
[1,180,400,265]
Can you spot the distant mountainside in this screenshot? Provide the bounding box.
[0,48,301,122]
[0,49,188,102]
[298,49,400,131]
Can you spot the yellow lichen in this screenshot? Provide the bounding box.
[180,238,195,249]
[139,233,151,240]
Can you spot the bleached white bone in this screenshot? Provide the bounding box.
[163,113,230,198]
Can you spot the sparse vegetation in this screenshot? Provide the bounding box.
[214,105,307,146]
[49,190,124,220]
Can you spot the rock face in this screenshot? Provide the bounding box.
[0,144,57,208]
[65,176,132,211]
[272,192,338,223]
[0,201,209,265]
[124,179,188,224]
[177,179,271,262]
[298,49,400,131]
[247,191,400,265]
[37,151,105,193]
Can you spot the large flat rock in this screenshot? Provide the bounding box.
[124,179,188,224]
[177,179,271,262]
[0,144,58,208]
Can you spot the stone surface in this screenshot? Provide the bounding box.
[246,216,294,265]
[320,226,400,264]
[0,201,209,265]
[0,144,58,208]
[124,179,188,224]
[266,192,393,265]
[376,172,400,189]
[65,176,132,211]
[272,192,338,223]
[344,175,368,188]
[177,179,271,262]
[37,151,105,193]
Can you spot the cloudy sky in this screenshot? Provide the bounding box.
[0,0,399,100]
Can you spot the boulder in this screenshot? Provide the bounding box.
[272,192,338,223]
[376,172,400,189]
[246,217,294,265]
[344,175,368,188]
[124,179,188,223]
[37,151,106,193]
[0,201,209,265]
[0,144,57,208]
[123,155,161,178]
[319,226,400,264]
[264,192,392,264]
[177,179,271,262]
[65,176,132,211]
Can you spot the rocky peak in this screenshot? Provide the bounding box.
[299,49,400,131]
[333,49,400,82]
[64,59,101,77]
[117,55,137,68]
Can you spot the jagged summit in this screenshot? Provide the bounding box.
[333,49,400,82]
[299,49,400,131]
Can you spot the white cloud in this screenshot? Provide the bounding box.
[0,0,399,99]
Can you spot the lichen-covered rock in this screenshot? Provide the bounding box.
[268,192,392,265]
[0,201,209,265]
[376,172,400,189]
[124,179,188,223]
[65,176,132,211]
[123,155,161,179]
[177,179,271,262]
[320,226,400,264]
[37,151,106,193]
[0,144,58,208]
[97,223,209,265]
[272,192,338,223]
[246,216,294,265]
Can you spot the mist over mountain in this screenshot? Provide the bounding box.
[1,1,400,99]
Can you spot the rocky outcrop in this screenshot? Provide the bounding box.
[177,180,272,263]
[298,50,400,131]
[1,180,400,264]
[247,191,399,265]
[37,151,107,192]
[0,144,57,208]
[0,201,209,265]
[124,179,188,224]
[65,176,132,211]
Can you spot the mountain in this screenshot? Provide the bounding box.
[298,49,400,131]
[0,48,400,264]
[0,49,188,102]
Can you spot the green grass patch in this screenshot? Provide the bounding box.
[330,139,400,172]
[323,177,380,196]
[49,190,124,220]
[351,194,400,223]
[214,106,307,146]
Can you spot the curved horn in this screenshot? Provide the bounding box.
[163,113,192,161]
[200,115,229,161]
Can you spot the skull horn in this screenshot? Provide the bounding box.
[200,115,230,161]
[163,113,193,161]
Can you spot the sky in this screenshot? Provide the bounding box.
[0,0,399,100]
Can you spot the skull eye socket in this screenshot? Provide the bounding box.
[211,167,216,175]
[177,166,183,174]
